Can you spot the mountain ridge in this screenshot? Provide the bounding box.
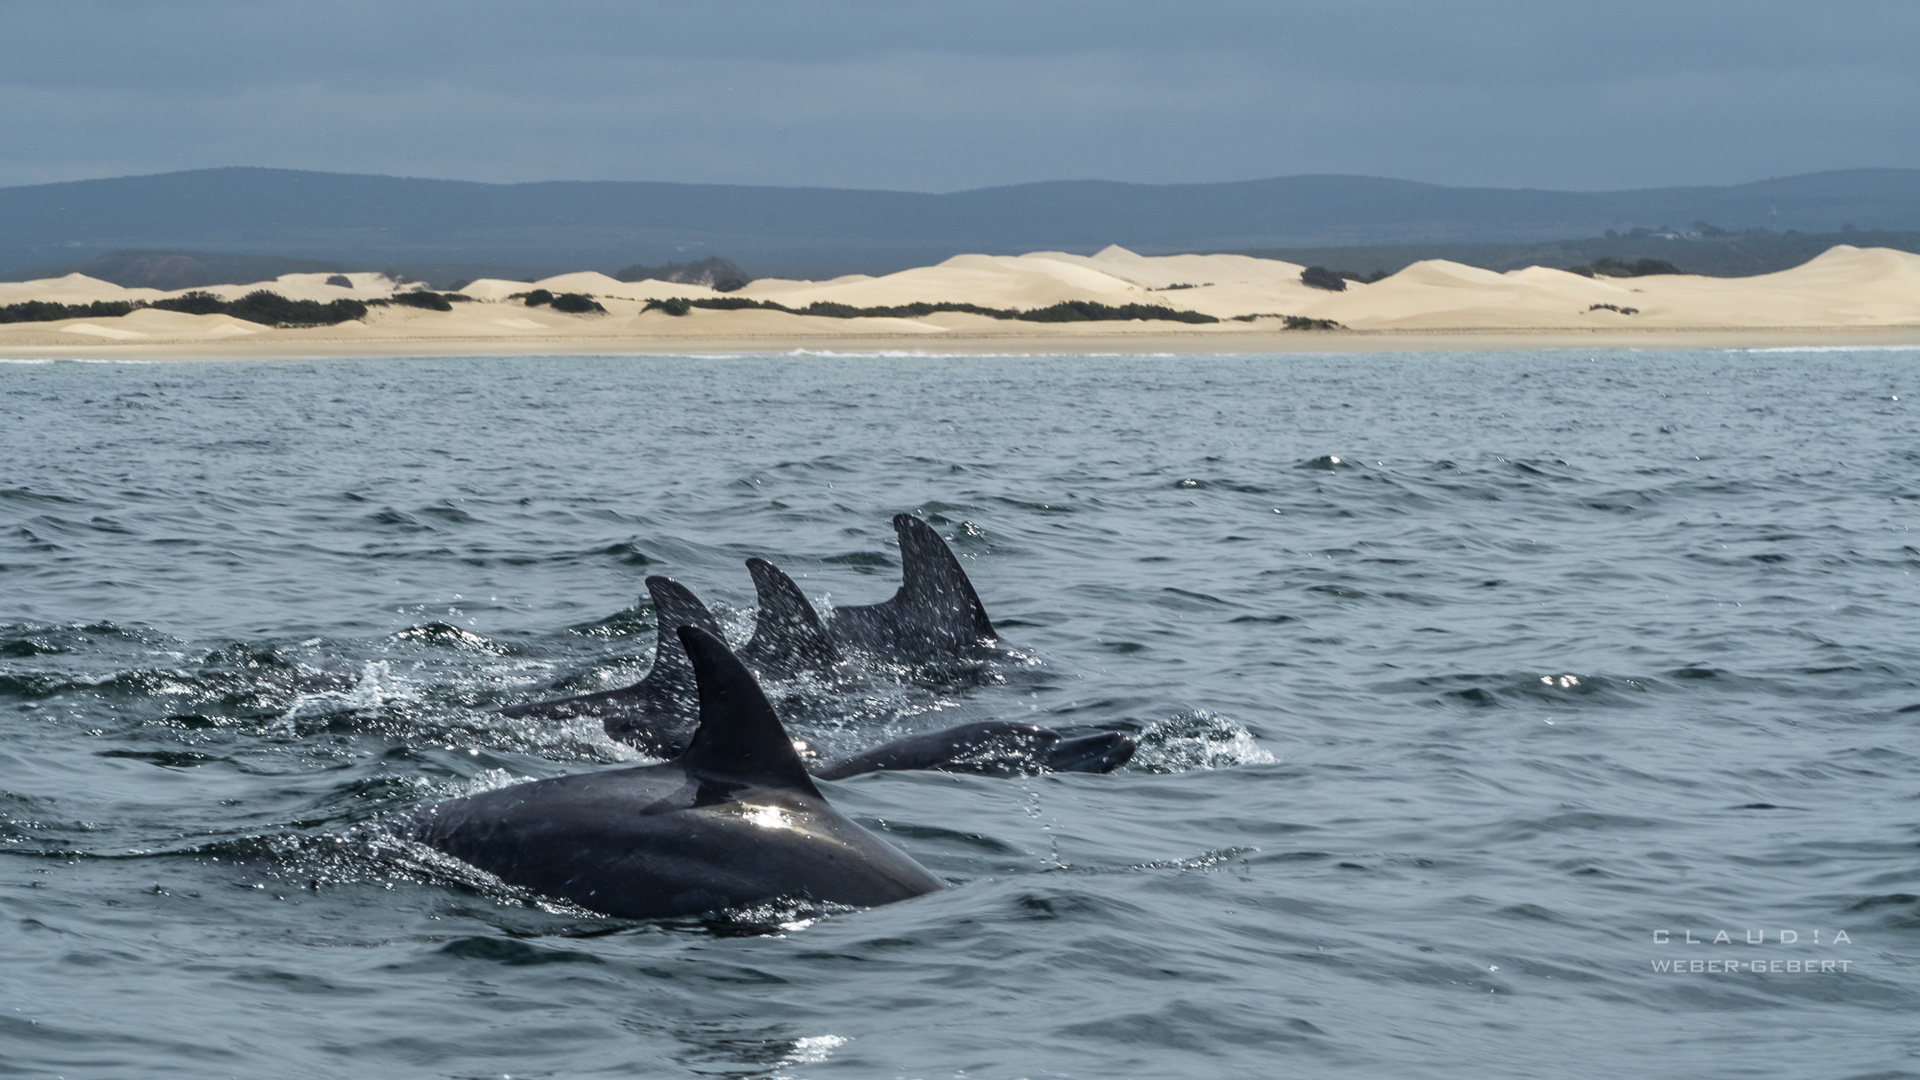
[4,166,1916,279]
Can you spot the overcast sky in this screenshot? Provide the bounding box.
[3,0,1915,192]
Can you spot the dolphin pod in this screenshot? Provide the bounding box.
[501,513,1135,778]
[402,627,947,920]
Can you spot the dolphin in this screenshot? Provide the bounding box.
[496,533,1132,777]
[825,514,998,664]
[738,556,842,680]
[495,575,718,758]
[400,626,947,921]
[812,720,1136,780]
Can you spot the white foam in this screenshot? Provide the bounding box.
[1731,344,1920,354]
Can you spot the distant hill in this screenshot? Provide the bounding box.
[2,166,1917,279]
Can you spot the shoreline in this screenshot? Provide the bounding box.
[5,324,1920,361]
[8,243,1920,360]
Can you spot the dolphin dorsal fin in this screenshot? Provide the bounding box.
[740,557,841,678]
[676,626,820,793]
[635,576,723,703]
[891,514,996,642]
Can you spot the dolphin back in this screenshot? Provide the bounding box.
[812,720,1135,780]
[405,626,945,920]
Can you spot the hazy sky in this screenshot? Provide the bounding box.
[3,0,1915,192]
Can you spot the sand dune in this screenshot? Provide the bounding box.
[2,245,1916,358]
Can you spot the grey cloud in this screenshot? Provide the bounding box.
[0,0,1915,190]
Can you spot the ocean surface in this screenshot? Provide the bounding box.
[2,349,1917,1079]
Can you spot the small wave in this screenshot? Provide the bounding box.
[1733,345,1920,354]
[1130,710,1274,772]
[822,550,894,566]
[417,503,481,525]
[1295,454,1358,471]
[1370,670,1648,709]
[385,622,507,653]
[677,349,1186,359]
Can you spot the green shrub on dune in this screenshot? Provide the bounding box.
[223,291,369,326]
[1299,266,1388,290]
[386,291,454,311]
[1300,266,1349,291]
[1013,300,1218,324]
[1,291,367,327]
[520,289,604,313]
[548,292,606,314]
[639,296,1216,323]
[1229,313,1345,329]
[0,299,144,324]
[150,291,228,315]
[148,290,366,326]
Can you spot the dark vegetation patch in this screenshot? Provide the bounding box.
[1300,266,1391,291]
[157,290,370,327]
[639,296,1217,324]
[324,274,353,287]
[612,256,749,292]
[0,299,143,324]
[37,288,376,327]
[1567,257,1682,279]
[366,290,472,312]
[1588,303,1640,315]
[1019,300,1217,323]
[549,292,606,314]
[1230,313,1345,330]
[1301,266,1348,291]
[518,289,606,313]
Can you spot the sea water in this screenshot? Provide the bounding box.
[2,350,1917,1079]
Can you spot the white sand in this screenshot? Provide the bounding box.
[2,246,1916,358]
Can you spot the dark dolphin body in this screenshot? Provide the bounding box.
[495,576,719,757]
[402,626,946,921]
[813,720,1137,780]
[826,514,998,664]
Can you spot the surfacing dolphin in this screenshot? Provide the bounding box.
[812,720,1136,780]
[401,626,947,921]
[826,513,998,664]
[495,576,719,757]
[738,556,842,681]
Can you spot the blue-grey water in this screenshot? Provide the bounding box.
[2,350,1917,1079]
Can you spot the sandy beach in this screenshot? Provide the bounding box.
[4,245,1917,359]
